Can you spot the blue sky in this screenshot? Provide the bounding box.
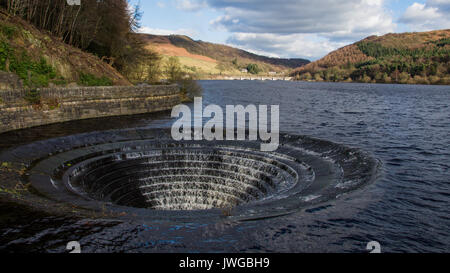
[129,0,450,60]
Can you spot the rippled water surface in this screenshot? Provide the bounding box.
[0,81,449,253]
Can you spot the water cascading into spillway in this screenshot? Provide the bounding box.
[67,146,300,211]
[0,128,381,220]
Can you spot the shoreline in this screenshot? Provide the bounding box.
[195,78,450,86]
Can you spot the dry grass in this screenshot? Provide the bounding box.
[295,44,373,73]
[140,33,309,76]
[146,42,217,63]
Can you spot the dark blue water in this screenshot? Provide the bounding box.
[198,81,450,252]
[0,81,449,253]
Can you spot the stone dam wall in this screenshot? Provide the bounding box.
[0,85,181,134]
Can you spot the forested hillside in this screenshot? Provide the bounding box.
[0,9,131,87]
[293,30,450,85]
[0,0,159,87]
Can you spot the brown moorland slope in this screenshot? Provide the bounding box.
[143,35,217,64]
[141,34,310,75]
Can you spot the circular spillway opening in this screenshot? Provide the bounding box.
[2,128,380,220]
[64,145,300,211]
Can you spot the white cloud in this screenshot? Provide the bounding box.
[227,33,346,60]
[157,2,166,8]
[179,0,395,59]
[207,0,394,40]
[138,26,198,37]
[175,0,208,11]
[400,0,450,31]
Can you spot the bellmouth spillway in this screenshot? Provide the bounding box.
[0,128,381,221]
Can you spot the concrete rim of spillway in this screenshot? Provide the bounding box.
[0,128,382,221]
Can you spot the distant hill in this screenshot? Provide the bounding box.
[292,30,450,85]
[0,9,130,88]
[140,34,310,77]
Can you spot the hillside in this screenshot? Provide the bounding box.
[0,9,130,88]
[141,34,310,77]
[292,30,450,85]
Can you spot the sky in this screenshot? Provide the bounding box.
[129,0,450,60]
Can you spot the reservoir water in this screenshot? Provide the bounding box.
[0,81,449,253]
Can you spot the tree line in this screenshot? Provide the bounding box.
[295,40,450,85]
[357,42,449,59]
[1,0,150,77]
[1,0,203,95]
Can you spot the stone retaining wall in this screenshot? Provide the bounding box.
[0,85,181,134]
